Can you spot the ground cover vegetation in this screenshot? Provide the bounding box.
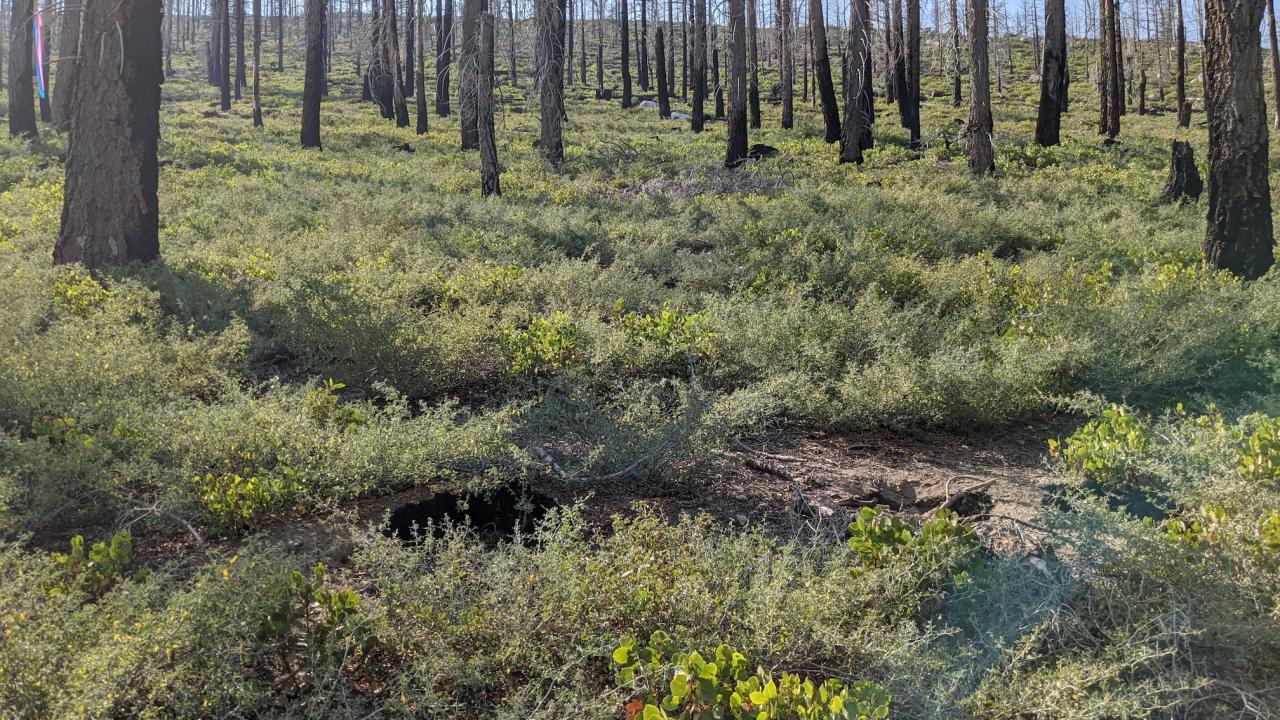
[1,0,1280,715]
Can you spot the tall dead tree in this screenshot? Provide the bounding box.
[417,0,429,131]
[712,23,723,118]
[1034,0,1065,145]
[692,0,706,128]
[460,0,481,143]
[1203,0,1274,278]
[253,0,263,125]
[221,0,232,109]
[277,0,284,70]
[1269,0,1280,128]
[726,0,748,165]
[406,0,416,95]
[809,0,841,142]
[779,0,793,127]
[656,26,671,115]
[840,0,873,163]
[621,0,633,105]
[54,0,162,266]
[950,0,961,106]
[385,0,411,126]
[1098,0,1121,137]
[236,0,246,96]
[904,0,920,145]
[478,12,500,194]
[1175,0,1188,126]
[747,0,760,127]
[966,0,993,174]
[638,0,649,88]
[536,0,564,160]
[301,0,325,147]
[437,0,454,115]
[210,0,223,84]
[8,0,37,137]
[52,0,81,131]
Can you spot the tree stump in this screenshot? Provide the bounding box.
[1161,140,1203,204]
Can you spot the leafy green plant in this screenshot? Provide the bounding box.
[192,466,301,533]
[1049,406,1149,482]
[30,415,94,447]
[504,311,581,376]
[1237,416,1280,485]
[847,507,976,575]
[305,379,367,431]
[613,631,891,720]
[45,531,145,599]
[50,269,115,316]
[259,563,371,690]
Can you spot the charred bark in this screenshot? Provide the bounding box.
[536,0,565,160]
[1160,140,1202,203]
[725,0,748,166]
[747,0,760,127]
[779,0,792,127]
[840,0,873,163]
[1203,0,1274,278]
[460,0,481,143]
[1034,0,1065,146]
[809,0,841,142]
[8,0,37,138]
[692,0,706,128]
[52,0,81,131]
[478,12,501,194]
[656,27,671,116]
[301,0,325,147]
[417,0,429,131]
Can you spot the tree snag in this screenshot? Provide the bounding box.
[1034,0,1065,146]
[1202,0,1274,278]
[840,0,873,163]
[52,0,82,132]
[536,0,565,161]
[809,0,841,143]
[779,0,793,128]
[478,12,501,195]
[1175,0,1189,127]
[8,0,38,138]
[1160,140,1202,204]
[966,0,994,175]
[692,0,706,129]
[725,0,748,166]
[656,27,671,117]
[301,0,325,147]
[417,0,429,132]
[54,0,162,267]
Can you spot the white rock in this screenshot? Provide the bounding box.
[639,100,659,109]
[671,111,692,120]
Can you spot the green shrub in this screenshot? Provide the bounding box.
[613,631,892,720]
[1049,405,1149,482]
[192,467,302,533]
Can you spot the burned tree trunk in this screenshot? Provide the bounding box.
[692,0,706,129]
[406,1,416,95]
[1203,0,1274,278]
[747,0,760,127]
[8,0,37,138]
[725,0,748,166]
[301,0,325,147]
[210,0,223,84]
[1160,140,1202,203]
[53,0,162,267]
[460,0,481,144]
[253,0,263,125]
[221,0,232,109]
[1269,0,1280,129]
[656,27,671,116]
[966,0,994,175]
[779,0,793,128]
[638,0,649,89]
[901,0,920,146]
[536,0,564,161]
[1137,69,1146,115]
[387,0,411,127]
[236,0,246,97]
[52,0,81,131]
[621,0,633,106]
[437,0,454,115]
[809,0,841,142]
[1175,0,1189,127]
[1035,0,1065,146]
[840,0,873,163]
[1098,0,1121,136]
[950,0,961,106]
[478,11,501,194]
[417,0,429,132]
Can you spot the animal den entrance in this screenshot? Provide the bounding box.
[384,485,557,543]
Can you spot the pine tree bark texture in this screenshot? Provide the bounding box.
[747,0,760,128]
[8,0,37,138]
[779,0,792,128]
[808,0,841,143]
[656,26,671,117]
[725,0,748,166]
[1202,0,1274,279]
[301,0,325,146]
[1034,0,1065,146]
[840,0,873,163]
[437,0,454,115]
[966,0,994,175]
[478,12,501,194]
[1175,0,1189,127]
[536,0,565,161]
[621,0,633,106]
[692,0,706,129]
[52,0,81,131]
[417,0,430,132]
[460,0,482,145]
[54,0,163,267]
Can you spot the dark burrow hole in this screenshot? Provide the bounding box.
[384,485,558,544]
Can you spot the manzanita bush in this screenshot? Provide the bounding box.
[613,630,891,720]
